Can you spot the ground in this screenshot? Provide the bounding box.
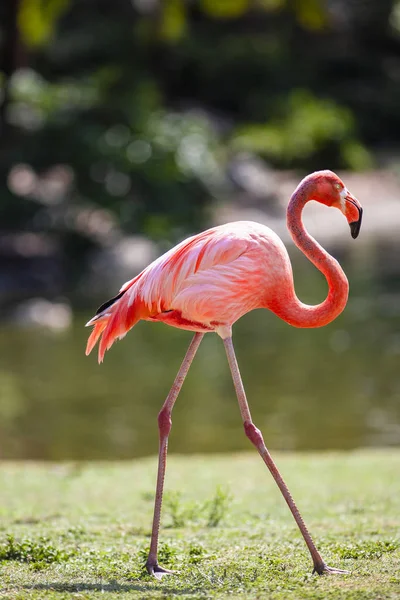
[0,450,399,599]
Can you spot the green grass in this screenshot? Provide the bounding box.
[0,450,399,599]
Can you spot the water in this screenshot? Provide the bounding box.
[0,251,399,460]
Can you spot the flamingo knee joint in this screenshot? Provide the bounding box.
[158,408,172,437]
[244,421,264,449]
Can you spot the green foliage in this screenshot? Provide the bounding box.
[163,486,231,528]
[334,540,399,560]
[293,0,327,30]
[156,542,178,567]
[18,0,70,47]
[160,0,187,42]
[138,541,178,570]
[232,90,368,166]
[201,0,251,19]
[205,486,232,527]
[188,542,206,564]
[164,490,190,528]
[0,534,72,568]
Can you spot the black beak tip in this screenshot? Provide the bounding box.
[349,207,363,239]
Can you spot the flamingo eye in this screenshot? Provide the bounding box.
[334,183,342,191]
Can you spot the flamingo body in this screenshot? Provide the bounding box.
[87,221,294,362]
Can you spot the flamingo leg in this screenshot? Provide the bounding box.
[146,332,204,579]
[223,336,349,576]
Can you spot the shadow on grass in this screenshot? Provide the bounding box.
[21,581,202,595]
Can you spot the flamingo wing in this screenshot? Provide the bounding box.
[138,227,250,314]
[86,225,251,362]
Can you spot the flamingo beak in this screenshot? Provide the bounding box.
[349,212,362,239]
[344,190,363,239]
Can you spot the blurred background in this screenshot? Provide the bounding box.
[0,0,399,460]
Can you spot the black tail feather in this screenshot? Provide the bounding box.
[95,289,127,316]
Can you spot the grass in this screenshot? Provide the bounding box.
[0,450,399,599]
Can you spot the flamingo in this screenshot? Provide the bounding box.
[85,170,363,578]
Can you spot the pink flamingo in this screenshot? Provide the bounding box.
[85,170,362,578]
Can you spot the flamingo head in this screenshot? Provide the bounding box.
[311,171,363,239]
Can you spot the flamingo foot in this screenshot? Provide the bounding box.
[313,562,350,575]
[146,562,176,580]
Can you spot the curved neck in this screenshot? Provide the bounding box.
[275,180,349,328]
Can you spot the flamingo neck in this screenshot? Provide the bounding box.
[275,181,349,328]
